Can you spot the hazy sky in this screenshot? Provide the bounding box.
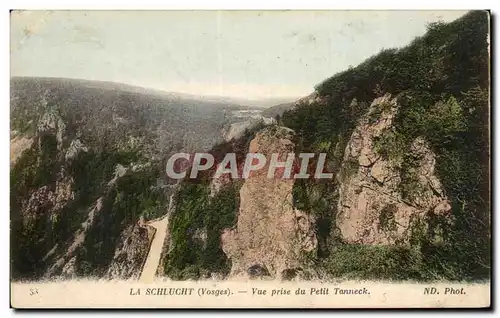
[11,10,469,99]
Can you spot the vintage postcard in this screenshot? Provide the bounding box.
[9,10,491,309]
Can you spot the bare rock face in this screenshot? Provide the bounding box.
[44,197,103,278]
[22,168,75,220]
[10,135,33,165]
[296,91,325,106]
[65,139,88,160]
[53,168,75,212]
[336,94,451,245]
[221,126,317,279]
[61,256,77,279]
[107,164,128,186]
[105,224,154,280]
[37,107,66,150]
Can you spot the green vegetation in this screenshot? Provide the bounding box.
[10,11,489,282]
[10,129,168,279]
[378,204,398,232]
[10,134,58,200]
[319,244,423,281]
[10,134,60,279]
[343,159,359,179]
[368,101,393,124]
[164,182,240,280]
[76,165,167,277]
[373,129,405,161]
[164,123,266,280]
[281,11,490,281]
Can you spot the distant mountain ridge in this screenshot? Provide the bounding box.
[11,76,298,109]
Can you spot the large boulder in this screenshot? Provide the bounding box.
[336,94,451,245]
[221,126,317,279]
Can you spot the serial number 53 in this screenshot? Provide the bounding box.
[29,288,39,296]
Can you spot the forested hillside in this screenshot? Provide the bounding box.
[10,11,490,282]
[163,10,490,281]
[279,10,490,281]
[9,77,257,280]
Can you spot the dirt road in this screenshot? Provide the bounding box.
[139,215,169,283]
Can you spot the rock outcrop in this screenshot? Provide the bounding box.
[105,224,154,280]
[336,94,451,245]
[10,134,33,165]
[221,126,317,279]
[37,106,66,150]
[223,117,274,142]
[44,197,103,278]
[65,139,88,160]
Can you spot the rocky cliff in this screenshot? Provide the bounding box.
[152,11,490,283]
[9,77,259,281]
[221,126,317,280]
[336,94,451,245]
[10,11,490,282]
[278,11,489,281]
